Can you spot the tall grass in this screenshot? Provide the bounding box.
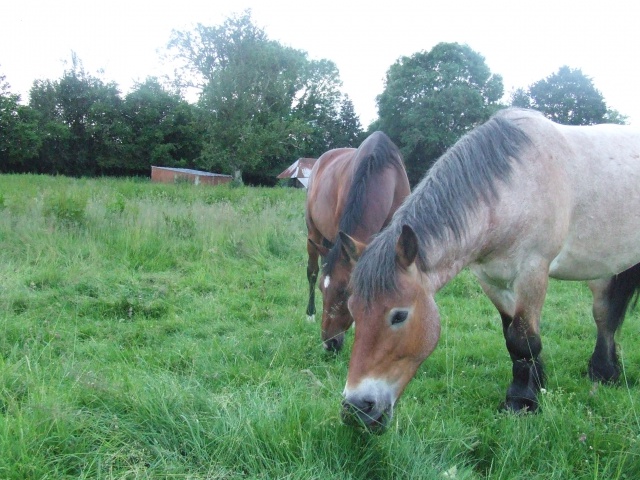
[0,174,639,479]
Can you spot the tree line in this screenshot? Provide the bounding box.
[0,11,626,185]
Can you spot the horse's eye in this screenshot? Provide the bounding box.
[390,310,409,326]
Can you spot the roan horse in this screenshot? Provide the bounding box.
[340,108,640,431]
[305,131,410,352]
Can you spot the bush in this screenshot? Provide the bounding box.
[106,193,127,215]
[42,189,88,226]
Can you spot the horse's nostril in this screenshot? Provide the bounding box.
[342,398,375,415]
[362,400,375,414]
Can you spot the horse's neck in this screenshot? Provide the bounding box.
[423,212,490,292]
[423,244,475,293]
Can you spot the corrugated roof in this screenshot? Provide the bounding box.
[277,158,316,179]
[151,166,232,178]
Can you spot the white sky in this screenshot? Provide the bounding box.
[2,0,638,127]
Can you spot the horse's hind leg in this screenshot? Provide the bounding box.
[588,263,640,382]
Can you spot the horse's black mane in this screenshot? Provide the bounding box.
[351,109,534,303]
[322,131,405,277]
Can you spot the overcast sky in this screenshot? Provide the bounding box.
[3,0,639,127]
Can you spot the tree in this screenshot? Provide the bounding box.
[335,95,365,147]
[304,94,365,151]
[376,43,504,184]
[509,87,531,109]
[0,73,41,172]
[510,66,626,125]
[29,54,125,175]
[168,11,361,183]
[120,78,203,175]
[28,78,71,174]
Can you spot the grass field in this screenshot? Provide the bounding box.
[1,174,639,479]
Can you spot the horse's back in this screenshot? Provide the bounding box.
[307,148,356,192]
[551,123,640,279]
[305,148,356,241]
[507,112,640,280]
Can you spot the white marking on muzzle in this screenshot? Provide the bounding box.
[343,377,399,408]
[323,276,331,289]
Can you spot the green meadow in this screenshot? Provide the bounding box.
[1,174,639,479]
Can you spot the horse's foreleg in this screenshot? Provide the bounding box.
[502,268,549,412]
[588,264,640,382]
[306,238,320,321]
[503,311,544,412]
[479,267,547,413]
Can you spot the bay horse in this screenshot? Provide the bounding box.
[305,131,410,352]
[340,108,640,431]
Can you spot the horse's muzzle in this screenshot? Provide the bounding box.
[341,398,391,433]
[322,333,345,352]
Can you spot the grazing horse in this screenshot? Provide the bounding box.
[305,131,410,352]
[340,108,640,431]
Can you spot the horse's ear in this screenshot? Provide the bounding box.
[395,225,418,269]
[308,238,330,257]
[339,231,366,263]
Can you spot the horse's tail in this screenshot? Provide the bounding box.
[607,262,640,330]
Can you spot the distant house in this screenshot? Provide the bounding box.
[151,167,233,186]
[276,158,316,188]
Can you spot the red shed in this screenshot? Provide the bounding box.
[151,166,233,186]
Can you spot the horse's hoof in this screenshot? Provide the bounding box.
[306,315,315,323]
[587,360,620,384]
[502,397,539,414]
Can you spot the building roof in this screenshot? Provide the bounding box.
[151,166,232,178]
[276,158,316,179]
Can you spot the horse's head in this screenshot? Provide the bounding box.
[310,234,366,352]
[341,225,441,432]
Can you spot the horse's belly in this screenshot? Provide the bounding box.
[549,237,640,280]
